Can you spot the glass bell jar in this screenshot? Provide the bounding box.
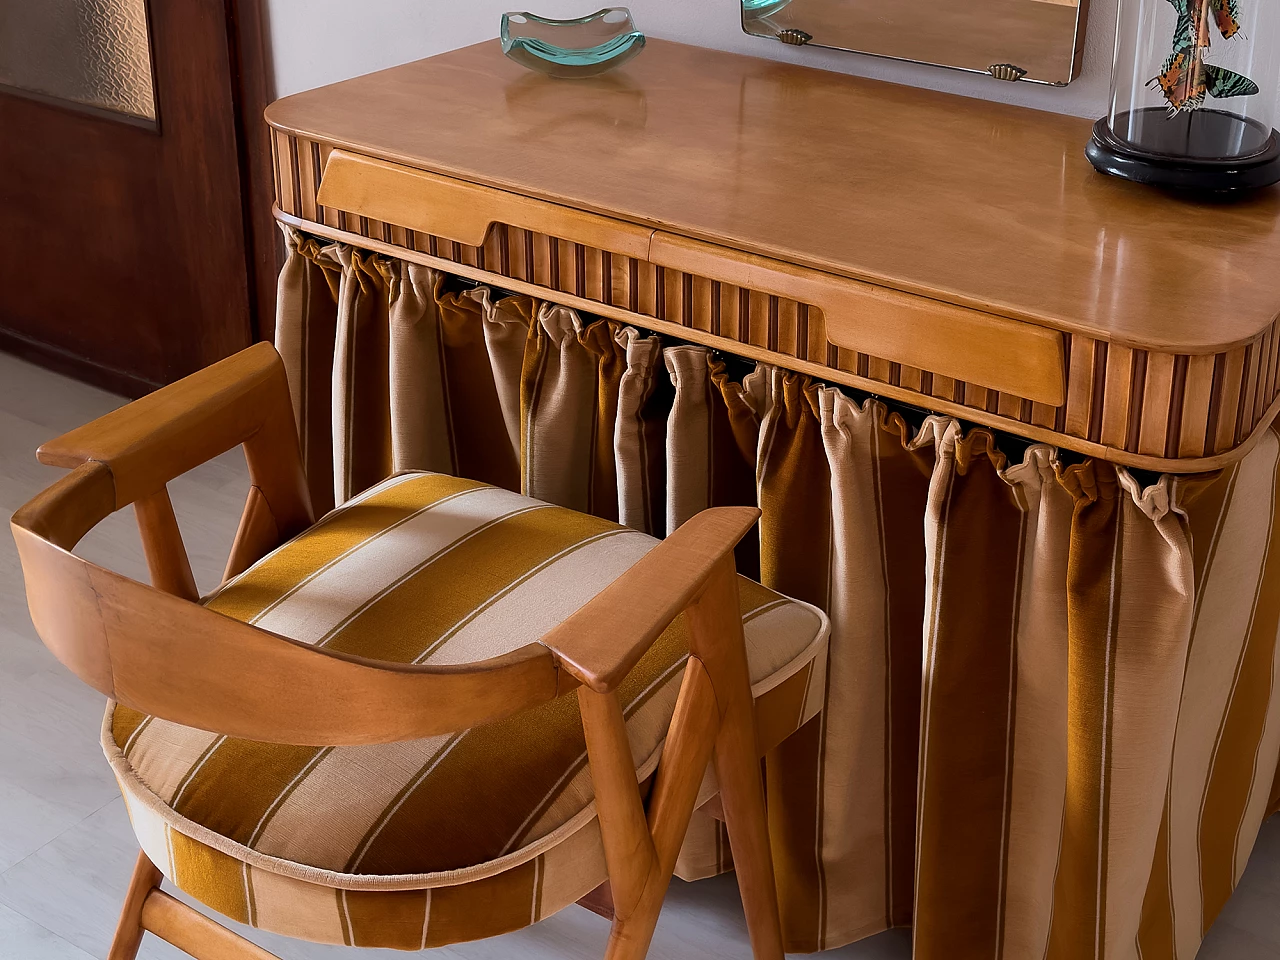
[1087,0,1280,190]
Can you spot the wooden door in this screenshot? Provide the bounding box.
[0,0,274,396]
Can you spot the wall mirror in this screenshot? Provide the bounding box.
[741,0,1089,86]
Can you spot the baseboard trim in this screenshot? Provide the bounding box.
[0,327,159,399]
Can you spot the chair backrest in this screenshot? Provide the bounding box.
[9,343,566,746]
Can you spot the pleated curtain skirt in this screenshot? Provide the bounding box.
[274,225,1280,959]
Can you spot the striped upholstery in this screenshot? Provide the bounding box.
[275,235,1280,957]
[105,471,828,949]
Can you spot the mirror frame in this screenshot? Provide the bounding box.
[740,0,1090,87]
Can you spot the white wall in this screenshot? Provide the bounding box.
[263,0,1118,118]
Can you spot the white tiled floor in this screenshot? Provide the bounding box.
[0,349,1274,959]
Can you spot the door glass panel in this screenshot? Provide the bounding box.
[0,0,156,121]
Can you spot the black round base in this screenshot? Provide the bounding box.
[1086,118,1280,192]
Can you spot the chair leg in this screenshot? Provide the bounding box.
[108,851,163,960]
[107,847,281,960]
[586,659,720,960]
[604,896,666,960]
[687,562,786,960]
[713,703,785,959]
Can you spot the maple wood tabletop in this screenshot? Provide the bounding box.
[266,38,1280,355]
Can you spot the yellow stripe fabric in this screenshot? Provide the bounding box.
[152,820,593,952]
[269,238,1280,958]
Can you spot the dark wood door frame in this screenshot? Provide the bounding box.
[0,0,278,397]
[227,0,281,347]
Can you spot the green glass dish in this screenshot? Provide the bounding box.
[500,7,646,79]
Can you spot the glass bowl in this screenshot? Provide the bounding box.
[500,7,646,79]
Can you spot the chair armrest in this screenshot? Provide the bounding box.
[37,342,306,513]
[539,506,760,694]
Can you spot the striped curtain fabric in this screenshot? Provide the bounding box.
[275,227,1280,959]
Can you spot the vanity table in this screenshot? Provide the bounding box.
[265,38,1280,960]
[268,38,1280,472]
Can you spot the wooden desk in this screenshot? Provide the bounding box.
[266,40,1280,471]
[262,41,1280,960]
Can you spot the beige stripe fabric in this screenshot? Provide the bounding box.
[274,227,342,515]
[990,444,1073,960]
[386,259,452,477]
[1148,432,1280,959]
[277,232,535,505]
[813,385,931,945]
[664,348,766,579]
[273,230,1280,958]
[521,303,625,517]
[754,375,933,949]
[915,426,1194,958]
[435,286,530,491]
[331,248,395,505]
[615,325,667,534]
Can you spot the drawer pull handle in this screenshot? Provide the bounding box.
[316,150,653,259]
[649,232,1065,406]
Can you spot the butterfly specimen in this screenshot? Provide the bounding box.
[1149,0,1258,112]
[1215,2,1241,35]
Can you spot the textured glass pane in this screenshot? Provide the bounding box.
[0,0,155,121]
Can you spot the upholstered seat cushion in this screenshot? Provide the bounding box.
[104,472,827,948]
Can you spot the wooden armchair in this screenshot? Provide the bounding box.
[10,343,828,959]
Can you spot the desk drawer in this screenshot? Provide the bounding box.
[648,233,1064,407]
[312,148,1063,407]
[272,129,1275,470]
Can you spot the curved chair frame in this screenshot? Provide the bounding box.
[10,343,787,960]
